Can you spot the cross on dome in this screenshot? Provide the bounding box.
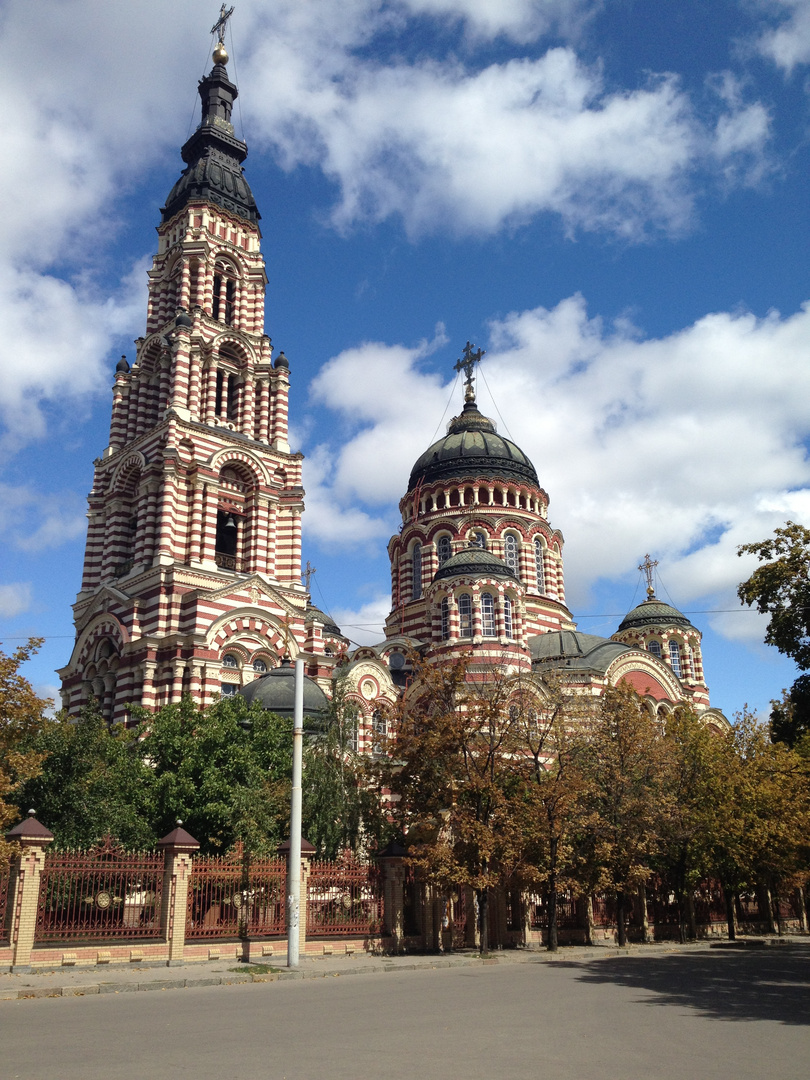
[211,4,234,42]
[454,341,485,403]
[639,553,658,598]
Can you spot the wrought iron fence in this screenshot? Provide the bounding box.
[35,836,164,942]
[306,854,384,937]
[186,850,286,940]
[693,881,727,924]
[528,891,578,930]
[0,859,11,944]
[591,893,616,927]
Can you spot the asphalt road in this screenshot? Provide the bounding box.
[2,949,808,1080]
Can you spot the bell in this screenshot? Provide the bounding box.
[224,514,237,531]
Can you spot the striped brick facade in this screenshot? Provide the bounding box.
[58,52,336,723]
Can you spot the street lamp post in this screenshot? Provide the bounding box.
[287,658,305,968]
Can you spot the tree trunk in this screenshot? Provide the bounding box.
[616,891,627,947]
[795,885,808,934]
[478,888,489,955]
[638,881,651,944]
[547,837,559,952]
[721,880,736,941]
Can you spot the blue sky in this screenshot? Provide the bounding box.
[2,0,809,719]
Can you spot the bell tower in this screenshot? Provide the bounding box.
[59,33,316,721]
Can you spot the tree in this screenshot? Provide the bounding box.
[511,674,590,952]
[18,702,155,849]
[384,654,526,954]
[576,684,672,946]
[302,680,390,859]
[0,639,52,860]
[738,522,810,746]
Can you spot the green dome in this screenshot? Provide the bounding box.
[238,661,329,718]
[408,402,538,492]
[618,597,693,632]
[433,547,518,584]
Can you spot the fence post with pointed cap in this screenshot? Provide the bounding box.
[156,819,200,966]
[5,810,54,971]
[377,841,408,954]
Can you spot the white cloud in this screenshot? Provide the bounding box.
[305,295,810,644]
[0,484,87,552]
[754,0,810,73]
[332,593,394,646]
[0,583,32,619]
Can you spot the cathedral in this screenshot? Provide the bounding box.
[57,33,728,737]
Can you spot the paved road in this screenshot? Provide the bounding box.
[2,949,808,1079]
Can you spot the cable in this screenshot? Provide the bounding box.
[428,371,461,444]
[227,20,246,142]
[477,363,514,441]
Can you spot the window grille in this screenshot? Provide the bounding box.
[458,594,473,637]
[504,534,519,576]
[669,640,682,677]
[222,654,239,668]
[437,536,451,566]
[471,531,486,549]
[503,597,513,638]
[441,596,450,639]
[481,593,496,637]
[221,683,237,696]
[253,659,267,672]
[534,538,545,592]
[647,640,662,658]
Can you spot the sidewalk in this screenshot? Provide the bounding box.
[3,937,803,1002]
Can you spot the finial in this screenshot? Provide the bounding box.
[303,561,317,594]
[211,4,234,64]
[453,341,485,404]
[175,818,183,827]
[639,554,658,599]
[27,808,36,817]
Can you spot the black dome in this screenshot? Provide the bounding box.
[305,605,344,638]
[433,547,519,584]
[618,597,693,632]
[408,401,538,492]
[238,662,329,718]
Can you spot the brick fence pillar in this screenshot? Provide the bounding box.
[377,841,407,954]
[5,811,54,971]
[156,822,200,966]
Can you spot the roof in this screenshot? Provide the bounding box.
[433,547,519,584]
[161,62,259,225]
[239,661,329,718]
[618,597,693,632]
[529,630,631,673]
[408,401,539,492]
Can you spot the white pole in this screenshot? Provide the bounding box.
[287,657,304,968]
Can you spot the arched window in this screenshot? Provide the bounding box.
[534,538,545,593]
[437,536,451,566]
[669,640,682,678]
[647,640,662,658]
[253,658,268,673]
[503,597,513,638]
[504,534,519,576]
[222,653,239,668]
[458,593,473,637]
[441,596,450,639]
[471,531,486,549]
[412,542,422,600]
[220,683,238,696]
[212,261,238,325]
[372,709,387,754]
[481,593,495,637]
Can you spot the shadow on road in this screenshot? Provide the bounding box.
[557,948,810,1026]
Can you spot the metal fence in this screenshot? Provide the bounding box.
[306,854,384,937]
[528,891,578,930]
[186,850,286,940]
[35,837,164,942]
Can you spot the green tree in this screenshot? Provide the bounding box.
[738,522,810,746]
[0,639,52,859]
[18,702,155,849]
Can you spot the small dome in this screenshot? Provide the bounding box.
[115,356,130,374]
[274,351,289,370]
[238,660,329,718]
[305,604,344,638]
[618,597,693,632]
[175,309,193,329]
[433,546,518,584]
[408,401,538,492]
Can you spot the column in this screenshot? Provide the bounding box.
[156,824,200,965]
[5,813,55,971]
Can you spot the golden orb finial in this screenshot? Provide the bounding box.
[213,40,229,65]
